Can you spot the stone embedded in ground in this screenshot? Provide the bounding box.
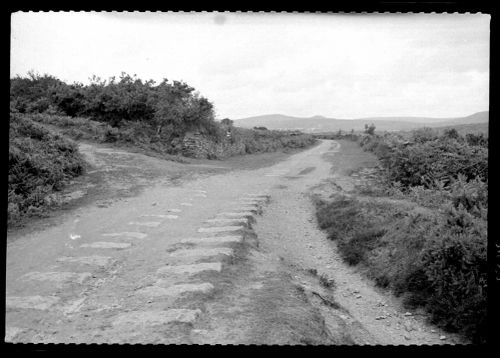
[20,271,92,284]
[233,206,259,213]
[6,295,60,310]
[56,255,113,267]
[4,327,24,342]
[205,218,249,225]
[102,232,148,239]
[128,221,161,227]
[157,262,222,276]
[155,281,215,293]
[168,247,233,258]
[238,199,263,204]
[181,203,193,206]
[168,208,182,213]
[112,309,202,327]
[137,282,214,297]
[80,242,132,249]
[180,235,243,245]
[216,212,254,218]
[197,226,245,233]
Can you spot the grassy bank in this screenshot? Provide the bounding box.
[9,113,86,227]
[315,128,488,343]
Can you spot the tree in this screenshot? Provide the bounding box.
[221,118,234,127]
[364,123,376,135]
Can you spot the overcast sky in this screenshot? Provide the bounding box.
[11,12,490,120]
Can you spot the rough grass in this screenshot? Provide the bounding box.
[27,113,189,163]
[314,194,487,343]
[9,113,86,226]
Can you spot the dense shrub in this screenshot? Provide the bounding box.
[315,195,487,343]
[232,127,316,154]
[358,130,488,189]
[315,125,488,343]
[11,72,219,141]
[9,113,85,225]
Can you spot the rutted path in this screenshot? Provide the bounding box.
[5,140,453,344]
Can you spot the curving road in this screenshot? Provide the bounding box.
[5,140,451,344]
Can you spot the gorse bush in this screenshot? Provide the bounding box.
[11,72,219,142]
[11,72,316,158]
[9,113,85,226]
[315,194,487,343]
[357,128,488,190]
[232,127,316,155]
[315,125,488,343]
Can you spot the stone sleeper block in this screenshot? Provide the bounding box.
[6,295,60,310]
[128,221,161,227]
[137,283,214,297]
[157,262,222,275]
[20,271,92,284]
[56,256,113,267]
[102,232,148,239]
[81,242,132,249]
[205,218,249,224]
[180,236,242,244]
[216,212,254,218]
[155,282,215,293]
[113,309,202,327]
[197,226,245,233]
[168,247,233,258]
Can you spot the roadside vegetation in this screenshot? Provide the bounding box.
[9,72,315,226]
[8,113,85,227]
[315,125,488,343]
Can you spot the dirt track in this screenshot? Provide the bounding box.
[5,140,456,344]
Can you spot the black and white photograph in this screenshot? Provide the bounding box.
[7,11,490,345]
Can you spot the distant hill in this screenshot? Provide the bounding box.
[433,122,489,137]
[233,111,488,133]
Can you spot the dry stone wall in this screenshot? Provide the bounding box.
[181,132,246,159]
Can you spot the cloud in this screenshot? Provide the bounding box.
[11,12,489,119]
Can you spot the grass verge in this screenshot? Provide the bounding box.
[314,193,487,343]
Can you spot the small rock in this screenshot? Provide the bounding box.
[439,335,446,340]
[404,334,411,341]
[404,312,412,316]
[353,289,360,294]
[404,323,414,332]
[355,294,362,299]
[375,316,386,320]
[430,329,436,333]
[152,202,157,206]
